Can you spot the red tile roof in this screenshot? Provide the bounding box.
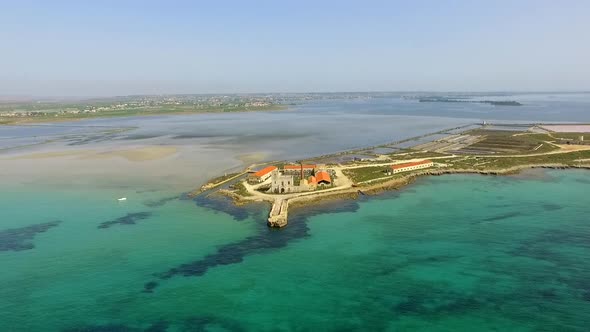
[284,164,317,170]
[391,160,432,170]
[253,166,277,177]
[308,176,317,184]
[315,171,331,184]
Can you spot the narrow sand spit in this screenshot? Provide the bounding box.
[11,146,178,162]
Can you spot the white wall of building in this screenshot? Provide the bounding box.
[392,162,433,174]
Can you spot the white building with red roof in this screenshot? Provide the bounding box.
[390,160,434,174]
[248,166,278,183]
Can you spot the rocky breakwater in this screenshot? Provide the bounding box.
[268,199,288,228]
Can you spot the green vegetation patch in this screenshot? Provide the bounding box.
[233,182,252,197]
[343,166,390,183]
[440,150,590,170]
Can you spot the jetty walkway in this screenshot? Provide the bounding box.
[268,199,288,228]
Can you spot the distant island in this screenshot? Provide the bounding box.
[418,97,522,106]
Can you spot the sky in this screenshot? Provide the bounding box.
[1,0,589,96]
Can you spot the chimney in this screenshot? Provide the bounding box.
[300,162,304,180]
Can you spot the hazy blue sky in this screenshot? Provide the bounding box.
[1,0,589,96]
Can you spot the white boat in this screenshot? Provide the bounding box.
[117,197,127,201]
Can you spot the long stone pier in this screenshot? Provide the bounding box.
[268,199,288,228]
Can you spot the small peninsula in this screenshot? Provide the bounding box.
[196,123,590,228]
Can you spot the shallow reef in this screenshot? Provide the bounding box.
[143,195,361,292]
[98,212,153,229]
[0,220,62,251]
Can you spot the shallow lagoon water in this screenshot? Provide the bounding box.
[4,92,590,159]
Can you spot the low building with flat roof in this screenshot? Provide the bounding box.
[391,160,433,174]
[283,164,317,171]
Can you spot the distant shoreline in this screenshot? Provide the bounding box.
[0,104,288,125]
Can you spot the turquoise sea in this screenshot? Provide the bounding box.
[1,169,589,331]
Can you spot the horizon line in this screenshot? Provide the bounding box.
[1,90,589,101]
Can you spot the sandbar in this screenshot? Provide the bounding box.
[12,146,178,162]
